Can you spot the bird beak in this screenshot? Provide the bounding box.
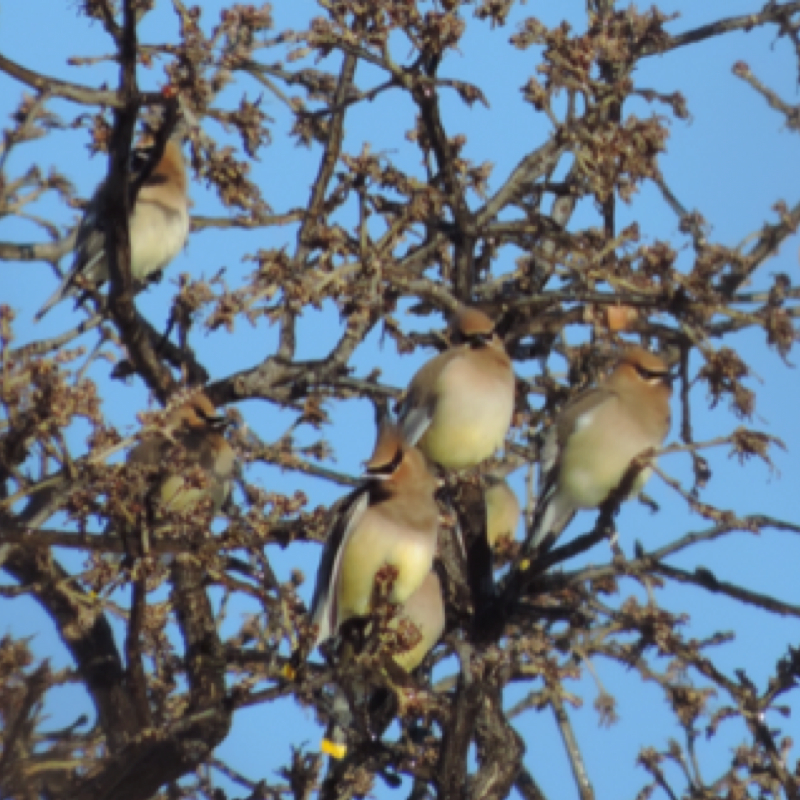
[473,331,494,345]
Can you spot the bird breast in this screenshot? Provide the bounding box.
[334,508,437,625]
[559,399,657,508]
[420,353,514,469]
[129,198,189,278]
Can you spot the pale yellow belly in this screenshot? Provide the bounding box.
[335,514,436,627]
[560,428,653,508]
[419,366,513,469]
[130,202,189,278]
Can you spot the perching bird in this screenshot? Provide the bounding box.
[36,137,190,320]
[485,475,520,548]
[309,423,440,649]
[304,426,441,760]
[526,346,672,552]
[126,392,235,520]
[397,306,515,470]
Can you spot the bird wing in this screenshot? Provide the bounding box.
[70,209,107,283]
[530,385,619,549]
[34,204,107,320]
[397,349,455,446]
[539,384,619,496]
[71,152,150,276]
[34,147,158,321]
[539,386,617,484]
[309,485,370,645]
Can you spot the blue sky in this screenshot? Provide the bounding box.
[1,2,799,798]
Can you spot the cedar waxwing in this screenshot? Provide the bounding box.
[309,423,440,649]
[307,426,441,762]
[527,346,672,551]
[485,475,520,548]
[36,138,190,320]
[126,393,235,519]
[397,306,515,470]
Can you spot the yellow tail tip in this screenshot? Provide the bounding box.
[519,558,530,571]
[321,739,347,759]
[281,664,297,681]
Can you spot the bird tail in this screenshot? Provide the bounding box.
[35,279,72,321]
[502,497,554,603]
[284,643,308,682]
[321,686,352,760]
[502,486,576,604]
[35,243,106,321]
[521,484,575,564]
[528,490,557,552]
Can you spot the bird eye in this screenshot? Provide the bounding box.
[634,364,670,384]
[467,330,494,348]
[130,147,153,171]
[195,407,229,429]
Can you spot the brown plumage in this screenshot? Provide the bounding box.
[528,346,672,550]
[126,393,235,517]
[398,306,515,470]
[309,423,440,647]
[36,138,190,320]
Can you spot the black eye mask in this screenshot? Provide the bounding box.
[466,330,494,348]
[364,446,404,478]
[131,146,155,172]
[195,407,230,430]
[634,364,672,384]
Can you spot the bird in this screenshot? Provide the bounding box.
[526,346,672,553]
[125,392,235,523]
[397,305,515,470]
[309,422,440,649]
[36,136,190,320]
[484,475,520,549]
[304,424,440,761]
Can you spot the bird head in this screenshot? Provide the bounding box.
[614,346,673,393]
[448,305,504,351]
[167,393,229,435]
[131,137,187,193]
[363,422,433,490]
[363,423,407,480]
